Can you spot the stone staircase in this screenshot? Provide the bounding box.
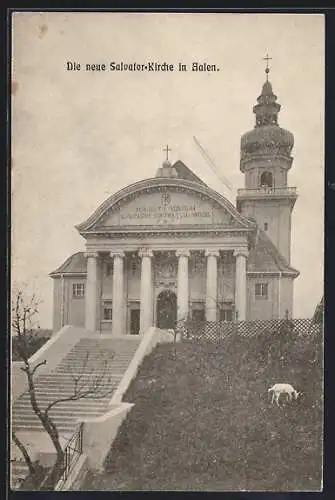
[11,336,141,488]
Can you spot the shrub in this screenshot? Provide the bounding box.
[12,330,52,361]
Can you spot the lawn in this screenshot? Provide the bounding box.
[83,332,323,491]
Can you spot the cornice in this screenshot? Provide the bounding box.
[82,228,253,239]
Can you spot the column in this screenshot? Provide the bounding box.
[176,249,190,321]
[84,251,98,332]
[139,248,153,333]
[234,248,249,321]
[205,249,219,321]
[110,250,125,336]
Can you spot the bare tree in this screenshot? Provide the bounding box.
[11,289,115,489]
[12,429,36,477]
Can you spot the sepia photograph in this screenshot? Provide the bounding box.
[10,11,324,492]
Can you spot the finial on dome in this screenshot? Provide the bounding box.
[263,53,272,82]
[163,144,171,162]
[155,144,178,178]
[162,144,172,168]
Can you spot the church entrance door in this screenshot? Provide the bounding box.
[130,309,140,335]
[156,290,177,329]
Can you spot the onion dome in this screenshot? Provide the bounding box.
[240,79,294,170]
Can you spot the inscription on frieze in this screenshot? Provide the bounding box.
[99,190,234,227]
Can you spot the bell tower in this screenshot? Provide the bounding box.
[236,59,297,264]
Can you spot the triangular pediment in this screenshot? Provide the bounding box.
[76,179,255,234]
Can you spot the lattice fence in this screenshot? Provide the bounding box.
[177,317,322,343]
[177,320,236,343]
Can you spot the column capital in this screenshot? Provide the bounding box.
[110,250,125,259]
[139,248,153,259]
[205,249,220,258]
[233,248,249,259]
[84,251,99,259]
[176,249,190,258]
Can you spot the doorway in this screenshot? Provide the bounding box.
[130,309,140,335]
[156,290,177,329]
[219,308,233,322]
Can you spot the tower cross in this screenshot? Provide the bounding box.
[263,53,272,80]
[163,144,171,161]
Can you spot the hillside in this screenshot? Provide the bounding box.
[83,332,323,491]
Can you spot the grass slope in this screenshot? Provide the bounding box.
[84,333,322,491]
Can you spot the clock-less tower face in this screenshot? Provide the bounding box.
[236,78,297,264]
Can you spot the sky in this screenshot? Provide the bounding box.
[11,12,324,328]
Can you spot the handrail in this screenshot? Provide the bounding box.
[55,422,84,489]
[237,187,297,196]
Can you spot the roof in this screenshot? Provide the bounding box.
[247,229,299,276]
[49,252,87,277]
[172,160,207,186]
[50,230,299,278]
[312,296,324,324]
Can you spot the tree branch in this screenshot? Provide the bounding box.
[31,360,47,376]
[12,430,36,477]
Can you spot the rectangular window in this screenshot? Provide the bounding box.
[192,309,205,321]
[103,307,113,321]
[192,254,205,275]
[220,309,233,322]
[131,260,137,276]
[72,283,85,297]
[264,222,268,231]
[255,283,268,299]
[106,263,113,276]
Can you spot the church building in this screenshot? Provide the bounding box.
[50,71,299,335]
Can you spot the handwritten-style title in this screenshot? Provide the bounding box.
[66,61,220,73]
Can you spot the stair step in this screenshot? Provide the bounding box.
[36,374,124,382]
[62,346,135,350]
[29,382,120,390]
[24,383,117,392]
[13,404,107,415]
[16,394,115,403]
[13,406,108,417]
[13,413,89,423]
[15,397,112,408]
[62,350,136,354]
[56,360,130,365]
[60,360,127,365]
[11,462,29,473]
[16,395,110,405]
[13,423,77,434]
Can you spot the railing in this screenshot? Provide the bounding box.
[237,186,297,197]
[177,317,322,343]
[56,422,84,489]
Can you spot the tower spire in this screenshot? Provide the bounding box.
[252,57,280,127]
[263,53,272,82]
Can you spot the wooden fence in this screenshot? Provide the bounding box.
[177,317,322,343]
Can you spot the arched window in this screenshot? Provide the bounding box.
[260,171,273,188]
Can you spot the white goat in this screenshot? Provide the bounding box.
[268,383,301,406]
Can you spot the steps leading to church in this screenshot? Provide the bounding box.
[11,336,141,487]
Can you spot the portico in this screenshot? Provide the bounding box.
[83,243,249,335]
